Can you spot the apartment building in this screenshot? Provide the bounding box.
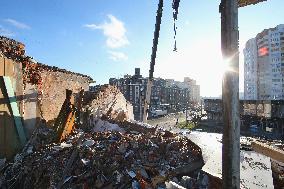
[244,24,284,100]
[244,38,258,99]
[107,68,200,120]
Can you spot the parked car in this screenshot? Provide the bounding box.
[249,124,259,134]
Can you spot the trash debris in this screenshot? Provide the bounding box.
[84,85,134,124]
[271,160,284,188]
[0,120,203,189]
[82,139,95,147]
[0,159,6,170]
[93,119,126,133]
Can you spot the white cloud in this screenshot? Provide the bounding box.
[84,14,129,48]
[0,25,14,36]
[108,51,128,61]
[4,18,30,29]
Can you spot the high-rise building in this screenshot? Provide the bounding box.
[244,38,258,100]
[244,24,284,100]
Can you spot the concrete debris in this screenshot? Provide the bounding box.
[164,173,209,189]
[92,119,126,134]
[0,120,203,189]
[165,181,187,189]
[239,136,284,188]
[0,36,205,188]
[271,160,284,189]
[84,85,134,124]
[0,159,6,170]
[180,176,196,188]
[82,139,95,147]
[240,151,273,189]
[0,36,25,61]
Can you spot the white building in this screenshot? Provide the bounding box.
[244,24,284,100]
[165,77,200,103]
[244,38,258,100]
[183,77,200,103]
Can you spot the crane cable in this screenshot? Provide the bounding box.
[172,0,180,52]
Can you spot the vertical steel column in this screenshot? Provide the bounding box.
[220,0,240,188]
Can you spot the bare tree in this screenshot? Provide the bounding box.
[186,103,206,127]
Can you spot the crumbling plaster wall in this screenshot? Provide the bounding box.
[40,70,90,124]
[23,83,39,138]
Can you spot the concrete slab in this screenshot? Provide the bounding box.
[252,141,284,163]
[187,131,274,189]
[240,151,273,189]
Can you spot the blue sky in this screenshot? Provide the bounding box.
[0,0,283,97]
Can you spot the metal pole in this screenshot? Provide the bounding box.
[219,0,240,188]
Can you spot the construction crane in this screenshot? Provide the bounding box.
[143,0,180,122]
[142,0,163,122]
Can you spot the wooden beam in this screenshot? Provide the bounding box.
[238,0,267,7]
[252,141,284,163]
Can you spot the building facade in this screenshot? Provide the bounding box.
[244,38,258,100]
[204,98,284,139]
[244,24,284,100]
[106,68,200,121]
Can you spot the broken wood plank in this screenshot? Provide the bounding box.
[252,141,284,163]
[238,0,267,7]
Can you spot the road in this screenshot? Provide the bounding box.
[148,112,186,130]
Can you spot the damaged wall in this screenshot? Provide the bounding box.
[23,83,40,138]
[39,69,91,124]
[0,36,94,158]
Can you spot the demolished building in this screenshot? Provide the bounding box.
[0,36,94,158]
[0,37,206,188]
[1,35,278,189]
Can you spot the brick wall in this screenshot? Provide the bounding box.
[40,69,91,124]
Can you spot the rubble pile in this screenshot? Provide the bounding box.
[0,120,203,189]
[240,136,284,188]
[0,38,204,188]
[0,36,25,61]
[271,160,284,189]
[85,85,134,123]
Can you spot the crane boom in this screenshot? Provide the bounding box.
[142,0,163,122]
